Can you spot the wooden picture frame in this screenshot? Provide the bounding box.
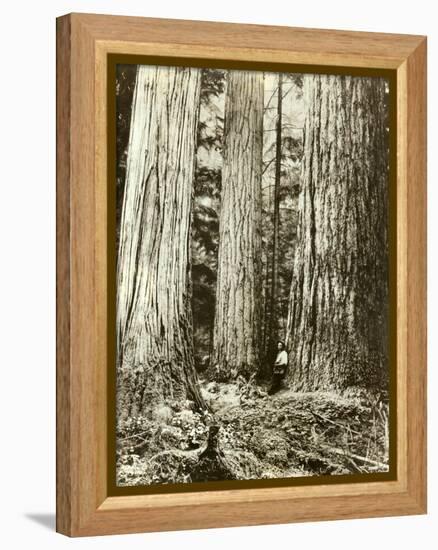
[56,12,427,537]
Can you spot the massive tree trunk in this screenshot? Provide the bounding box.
[212,70,264,380]
[117,65,205,419]
[286,75,389,391]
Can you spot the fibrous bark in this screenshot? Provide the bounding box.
[117,65,205,418]
[286,75,389,391]
[212,70,264,380]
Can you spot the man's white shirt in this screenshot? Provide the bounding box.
[275,350,288,365]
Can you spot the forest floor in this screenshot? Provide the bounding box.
[116,378,389,487]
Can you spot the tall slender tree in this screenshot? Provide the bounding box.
[286,75,389,391]
[117,65,205,419]
[191,69,225,367]
[267,73,283,355]
[213,70,264,380]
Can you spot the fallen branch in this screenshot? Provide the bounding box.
[311,411,361,436]
[321,444,388,469]
[118,430,150,443]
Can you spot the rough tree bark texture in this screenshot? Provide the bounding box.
[117,65,205,419]
[212,70,264,380]
[286,75,389,391]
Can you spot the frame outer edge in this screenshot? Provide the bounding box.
[55,13,428,536]
[56,14,73,536]
[406,37,427,513]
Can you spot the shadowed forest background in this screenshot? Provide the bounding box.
[115,65,391,487]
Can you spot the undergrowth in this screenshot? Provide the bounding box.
[116,379,389,487]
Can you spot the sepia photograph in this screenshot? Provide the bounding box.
[114,63,391,488]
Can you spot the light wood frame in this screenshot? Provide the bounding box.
[56,13,427,537]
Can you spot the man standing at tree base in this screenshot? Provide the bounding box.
[268,341,288,395]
